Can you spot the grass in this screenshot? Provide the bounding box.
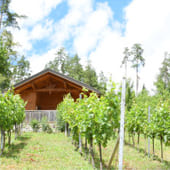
[101,133,170,169]
[0,132,93,170]
[0,132,169,170]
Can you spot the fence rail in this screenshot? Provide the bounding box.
[25,110,57,123]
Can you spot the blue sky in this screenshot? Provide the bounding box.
[10,0,170,93]
[29,0,132,56]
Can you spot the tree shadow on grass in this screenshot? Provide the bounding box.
[1,135,31,158]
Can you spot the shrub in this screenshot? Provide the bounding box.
[56,108,65,132]
[30,119,40,132]
[41,117,53,133]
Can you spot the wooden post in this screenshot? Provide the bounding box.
[148,106,150,157]
[108,136,120,169]
[79,94,82,155]
[85,138,88,159]
[160,136,163,162]
[99,143,103,170]
[152,136,155,156]
[90,136,95,168]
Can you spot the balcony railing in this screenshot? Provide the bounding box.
[25,110,57,123]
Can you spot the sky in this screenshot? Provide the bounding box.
[9,0,170,93]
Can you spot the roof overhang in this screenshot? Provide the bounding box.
[14,68,101,95]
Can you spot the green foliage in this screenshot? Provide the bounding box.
[0,90,25,154]
[125,79,135,112]
[30,119,40,132]
[0,0,26,30]
[0,36,11,89]
[126,101,147,136]
[154,53,170,100]
[126,90,170,145]
[45,48,107,94]
[131,44,145,69]
[122,44,145,95]
[41,117,53,133]
[0,31,31,90]
[0,90,25,130]
[12,55,31,83]
[0,1,29,90]
[56,105,66,132]
[57,84,120,147]
[149,101,170,145]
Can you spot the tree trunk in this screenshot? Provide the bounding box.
[79,133,82,155]
[144,135,147,154]
[136,63,139,96]
[160,136,163,162]
[132,133,135,147]
[137,132,140,144]
[8,130,11,146]
[99,143,103,170]
[137,132,140,150]
[3,130,5,149]
[1,129,5,155]
[0,0,4,30]
[15,123,18,140]
[89,136,95,168]
[85,138,88,159]
[152,136,155,156]
[128,132,130,143]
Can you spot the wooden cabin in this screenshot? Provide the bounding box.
[14,68,100,110]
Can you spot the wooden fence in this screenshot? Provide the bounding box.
[25,110,57,123]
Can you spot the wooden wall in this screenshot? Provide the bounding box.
[21,90,37,110]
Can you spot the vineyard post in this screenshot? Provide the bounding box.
[85,138,88,159]
[0,129,4,155]
[148,106,150,157]
[79,94,82,155]
[79,133,82,155]
[65,122,67,136]
[118,76,126,170]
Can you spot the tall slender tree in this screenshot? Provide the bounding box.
[12,55,31,83]
[0,0,25,30]
[46,49,106,92]
[121,47,130,78]
[83,60,98,88]
[66,54,84,81]
[130,43,145,95]
[98,71,107,95]
[45,48,69,74]
[0,30,30,89]
[154,52,170,98]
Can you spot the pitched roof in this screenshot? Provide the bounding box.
[14,68,101,94]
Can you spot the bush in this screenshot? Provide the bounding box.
[30,119,40,132]
[41,117,48,132]
[41,117,53,133]
[56,109,65,132]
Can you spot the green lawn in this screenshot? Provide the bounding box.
[102,134,170,170]
[0,132,169,170]
[0,132,93,170]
